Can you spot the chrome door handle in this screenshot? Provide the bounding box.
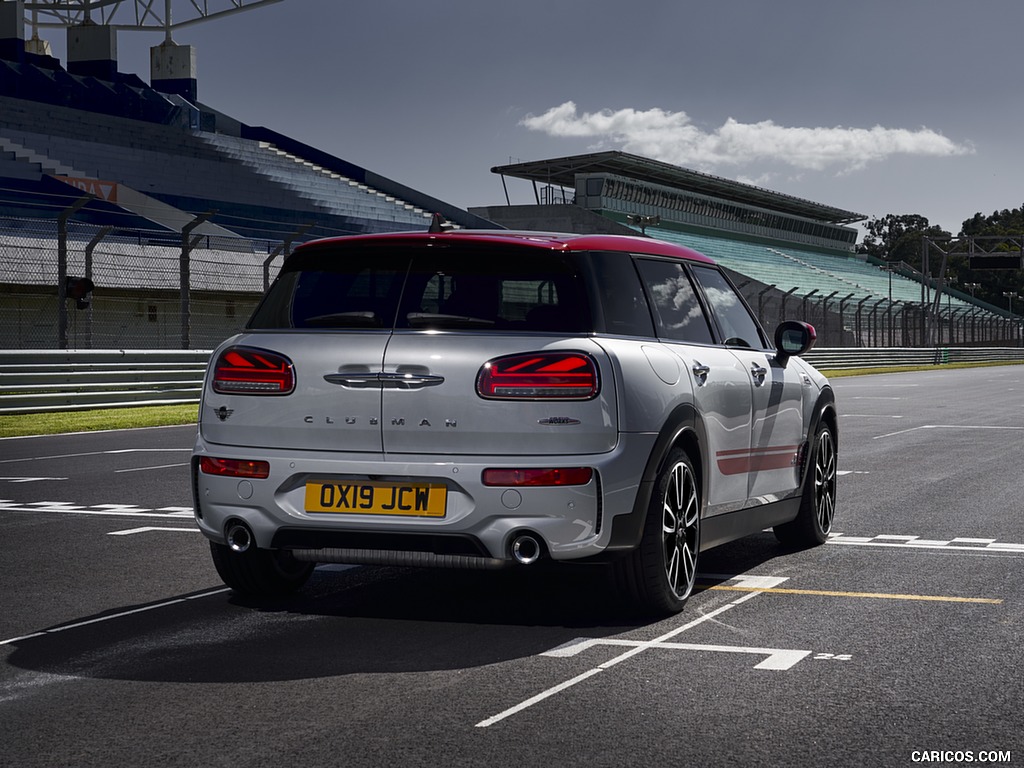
[750,364,768,386]
[692,362,711,383]
[324,372,381,388]
[324,372,445,389]
[380,372,445,389]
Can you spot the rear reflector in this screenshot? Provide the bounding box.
[199,456,271,479]
[482,467,593,487]
[477,351,598,400]
[212,346,294,395]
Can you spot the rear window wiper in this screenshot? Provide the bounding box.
[406,312,496,329]
[300,311,382,328]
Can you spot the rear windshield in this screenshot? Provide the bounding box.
[248,244,590,332]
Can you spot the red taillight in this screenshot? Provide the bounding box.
[477,352,598,400]
[199,456,270,479]
[482,467,593,487]
[212,346,294,395]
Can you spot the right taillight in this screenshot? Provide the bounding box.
[476,351,599,400]
[212,346,295,395]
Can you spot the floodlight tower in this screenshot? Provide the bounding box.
[8,0,282,99]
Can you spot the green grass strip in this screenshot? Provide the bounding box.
[0,403,198,438]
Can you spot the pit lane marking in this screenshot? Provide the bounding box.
[0,500,194,518]
[827,532,1024,554]
[476,576,792,729]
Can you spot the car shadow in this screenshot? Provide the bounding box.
[5,533,794,685]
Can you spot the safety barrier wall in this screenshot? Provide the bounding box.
[2,347,1023,415]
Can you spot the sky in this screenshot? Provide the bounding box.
[31,0,1024,238]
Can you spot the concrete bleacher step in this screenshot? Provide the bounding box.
[0,135,78,176]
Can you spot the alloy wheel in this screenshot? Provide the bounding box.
[814,430,837,535]
[662,460,700,600]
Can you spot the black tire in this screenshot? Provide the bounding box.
[774,421,837,547]
[615,449,701,615]
[209,541,314,597]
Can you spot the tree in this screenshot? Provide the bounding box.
[958,206,1024,306]
[858,214,951,270]
[961,205,1024,238]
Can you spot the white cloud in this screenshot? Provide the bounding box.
[520,101,973,173]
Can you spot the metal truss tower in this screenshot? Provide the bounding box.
[7,1,284,100]
[23,1,283,40]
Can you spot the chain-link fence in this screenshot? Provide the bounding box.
[731,273,1021,349]
[1,216,290,350]
[2,215,1020,350]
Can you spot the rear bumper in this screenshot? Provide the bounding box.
[191,433,656,564]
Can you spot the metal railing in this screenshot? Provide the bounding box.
[2,347,1023,415]
[0,349,209,414]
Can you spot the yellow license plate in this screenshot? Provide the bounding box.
[304,481,447,517]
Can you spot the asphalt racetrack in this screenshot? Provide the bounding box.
[1,366,1022,767]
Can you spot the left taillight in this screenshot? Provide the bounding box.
[199,456,270,479]
[212,346,294,395]
[477,351,599,400]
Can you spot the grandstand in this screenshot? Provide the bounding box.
[479,152,1014,347]
[0,0,496,349]
[0,2,1014,352]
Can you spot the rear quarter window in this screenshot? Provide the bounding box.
[635,258,714,344]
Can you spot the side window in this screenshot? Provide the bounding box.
[635,258,714,344]
[586,251,655,337]
[691,265,765,349]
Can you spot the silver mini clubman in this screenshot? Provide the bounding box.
[192,230,837,614]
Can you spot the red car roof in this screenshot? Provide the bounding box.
[295,230,716,264]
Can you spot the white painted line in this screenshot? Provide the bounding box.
[105,449,190,455]
[0,477,68,483]
[989,542,1024,551]
[115,463,189,474]
[828,538,1024,554]
[475,669,604,728]
[875,535,919,541]
[0,588,229,647]
[0,501,194,519]
[875,424,1024,440]
[107,527,198,536]
[541,637,810,671]
[0,424,192,441]
[0,448,189,465]
[951,538,997,544]
[155,507,194,515]
[829,536,875,543]
[699,574,790,590]
[476,587,772,728]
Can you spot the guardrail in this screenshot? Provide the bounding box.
[0,349,210,415]
[1,346,1023,415]
[802,346,1024,370]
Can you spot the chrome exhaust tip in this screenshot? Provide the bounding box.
[511,534,541,566]
[226,522,253,553]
